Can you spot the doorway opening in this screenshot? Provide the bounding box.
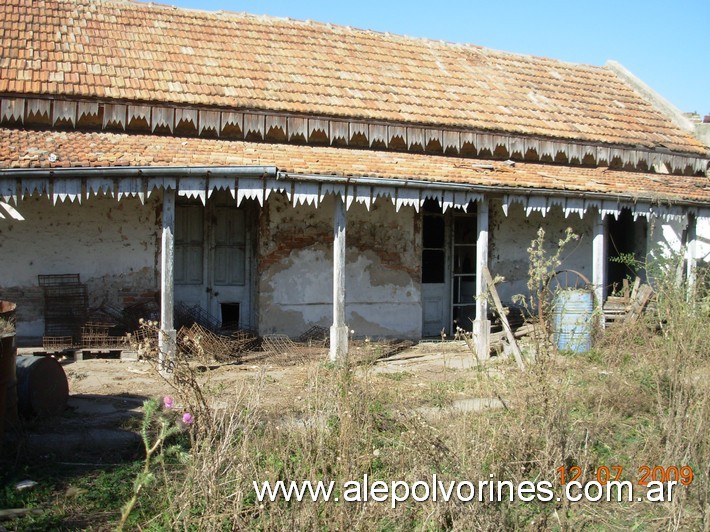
[174,190,255,330]
[220,302,240,331]
[421,199,477,337]
[606,208,647,296]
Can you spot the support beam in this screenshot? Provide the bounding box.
[159,187,176,372]
[329,194,348,363]
[592,211,607,328]
[473,198,490,360]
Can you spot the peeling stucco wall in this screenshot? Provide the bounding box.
[6,184,701,345]
[0,193,159,340]
[645,214,710,282]
[647,215,688,263]
[488,200,594,304]
[258,193,422,338]
[697,218,710,264]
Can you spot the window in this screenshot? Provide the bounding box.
[213,206,246,286]
[452,213,477,329]
[175,204,204,284]
[422,200,446,284]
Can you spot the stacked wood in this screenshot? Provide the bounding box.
[603,277,654,325]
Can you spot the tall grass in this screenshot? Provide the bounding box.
[128,256,708,531]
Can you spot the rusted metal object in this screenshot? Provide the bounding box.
[39,273,88,343]
[178,323,256,362]
[16,355,69,418]
[80,322,128,349]
[261,334,326,365]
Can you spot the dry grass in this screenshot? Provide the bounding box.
[124,268,709,530]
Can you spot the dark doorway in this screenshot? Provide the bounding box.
[220,302,240,330]
[606,208,647,295]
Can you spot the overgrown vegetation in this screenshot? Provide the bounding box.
[1,247,708,530]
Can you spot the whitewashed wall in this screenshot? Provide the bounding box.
[0,193,159,340]
[488,200,594,304]
[694,217,710,264]
[258,193,422,338]
[647,215,687,262]
[647,213,708,280]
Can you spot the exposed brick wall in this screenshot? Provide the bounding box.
[258,192,421,280]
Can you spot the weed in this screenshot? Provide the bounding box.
[380,371,413,382]
[4,244,707,530]
[118,396,193,530]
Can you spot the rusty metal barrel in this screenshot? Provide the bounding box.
[16,355,69,418]
[0,300,18,441]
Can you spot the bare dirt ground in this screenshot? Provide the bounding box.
[11,341,509,460]
[61,340,488,411]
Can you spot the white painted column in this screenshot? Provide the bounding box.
[592,211,607,328]
[329,194,348,364]
[473,198,490,360]
[159,187,177,372]
[686,213,697,298]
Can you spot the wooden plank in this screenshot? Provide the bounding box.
[483,266,525,371]
[630,276,641,301]
[369,123,387,146]
[77,101,99,121]
[53,100,77,126]
[625,284,653,324]
[309,118,329,138]
[443,130,459,151]
[27,98,50,120]
[1,97,25,122]
[388,125,407,145]
[288,116,307,140]
[199,110,220,134]
[220,111,243,134]
[407,127,425,148]
[330,120,349,143]
[265,114,287,137]
[152,106,174,132]
[127,104,150,124]
[175,108,198,128]
[103,103,126,129]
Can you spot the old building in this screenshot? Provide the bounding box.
[1,0,708,358]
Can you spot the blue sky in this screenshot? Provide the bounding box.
[167,0,708,116]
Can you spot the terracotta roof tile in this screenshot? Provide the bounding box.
[0,0,705,155]
[1,128,707,203]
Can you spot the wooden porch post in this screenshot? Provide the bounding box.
[159,187,176,372]
[329,194,348,364]
[592,211,607,328]
[474,198,490,360]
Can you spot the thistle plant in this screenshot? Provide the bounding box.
[118,396,193,530]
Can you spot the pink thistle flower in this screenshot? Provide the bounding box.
[182,412,194,425]
[163,395,174,409]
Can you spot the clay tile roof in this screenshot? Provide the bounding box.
[0,0,705,156]
[1,128,708,203]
